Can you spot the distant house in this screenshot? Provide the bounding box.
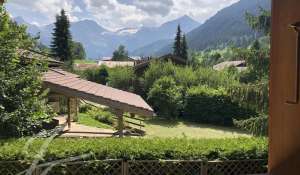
[213,60,247,71]
[134,54,187,75]
[96,56,139,68]
[97,60,135,68]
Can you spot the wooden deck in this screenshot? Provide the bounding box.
[56,116,116,138]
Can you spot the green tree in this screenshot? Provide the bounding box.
[148,76,183,119]
[0,7,53,137]
[51,9,73,63]
[173,25,182,57]
[72,41,86,60]
[181,34,188,60]
[245,7,271,36]
[112,45,129,61]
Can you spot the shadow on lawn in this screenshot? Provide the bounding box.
[144,118,180,128]
[182,121,250,135]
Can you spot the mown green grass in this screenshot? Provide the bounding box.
[125,117,250,139]
[78,113,114,129]
[0,137,267,161]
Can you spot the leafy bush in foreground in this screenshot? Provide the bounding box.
[0,7,53,137]
[0,137,267,161]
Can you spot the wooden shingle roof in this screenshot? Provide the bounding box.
[43,69,154,116]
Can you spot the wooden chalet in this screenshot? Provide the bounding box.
[134,54,187,75]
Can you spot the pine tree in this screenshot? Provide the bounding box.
[51,9,72,63]
[181,34,188,60]
[173,25,182,57]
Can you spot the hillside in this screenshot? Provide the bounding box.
[136,0,271,57]
[187,0,271,51]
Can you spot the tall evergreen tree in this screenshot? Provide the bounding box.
[51,9,72,63]
[181,34,188,60]
[173,25,182,57]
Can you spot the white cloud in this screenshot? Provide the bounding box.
[6,0,240,29]
[6,0,82,24]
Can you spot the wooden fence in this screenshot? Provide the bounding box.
[0,159,267,175]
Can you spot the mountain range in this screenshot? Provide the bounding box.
[137,0,271,56]
[15,0,271,59]
[15,15,199,59]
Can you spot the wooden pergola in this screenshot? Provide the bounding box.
[43,68,154,137]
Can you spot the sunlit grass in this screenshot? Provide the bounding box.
[126,117,250,139]
[78,113,113,129]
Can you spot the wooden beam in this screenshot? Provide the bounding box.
[67,97,71,129]
[115,109,124,138]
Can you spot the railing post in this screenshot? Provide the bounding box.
[201,161,207,175]
[33,167,41,175]
[115,109,124,138]
[122,160,128,175]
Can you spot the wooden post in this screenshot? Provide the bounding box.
[115,109,124,138]
[0,0,4,5]
[67,97,71,129]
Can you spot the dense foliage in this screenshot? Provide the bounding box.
[234,114,268,136]
[108,66,135,92]
[83,65,109,85]
[148,77,183,118]
[184,86,254,126]
[0,137,267,161]
[0,7,53,137]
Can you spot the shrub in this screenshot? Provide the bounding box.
[0,137,267,161]
[108,67,135,92]
[234,114,268,136]
[195,68,238,89]
[174,66,197,90]
[87,107,115,125]
[144,61,176,92]
[148,77,183,118]
[184,86,254,126]
[83,65,109,85]
[79,103,92,113]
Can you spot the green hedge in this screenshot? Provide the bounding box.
[184,86,255,126]
[0,138,267,161]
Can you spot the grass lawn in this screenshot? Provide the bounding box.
[77,112,250,139]
[77,113,114,130]
[126,117,250,139]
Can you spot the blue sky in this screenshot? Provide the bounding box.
[5,0,239,30]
